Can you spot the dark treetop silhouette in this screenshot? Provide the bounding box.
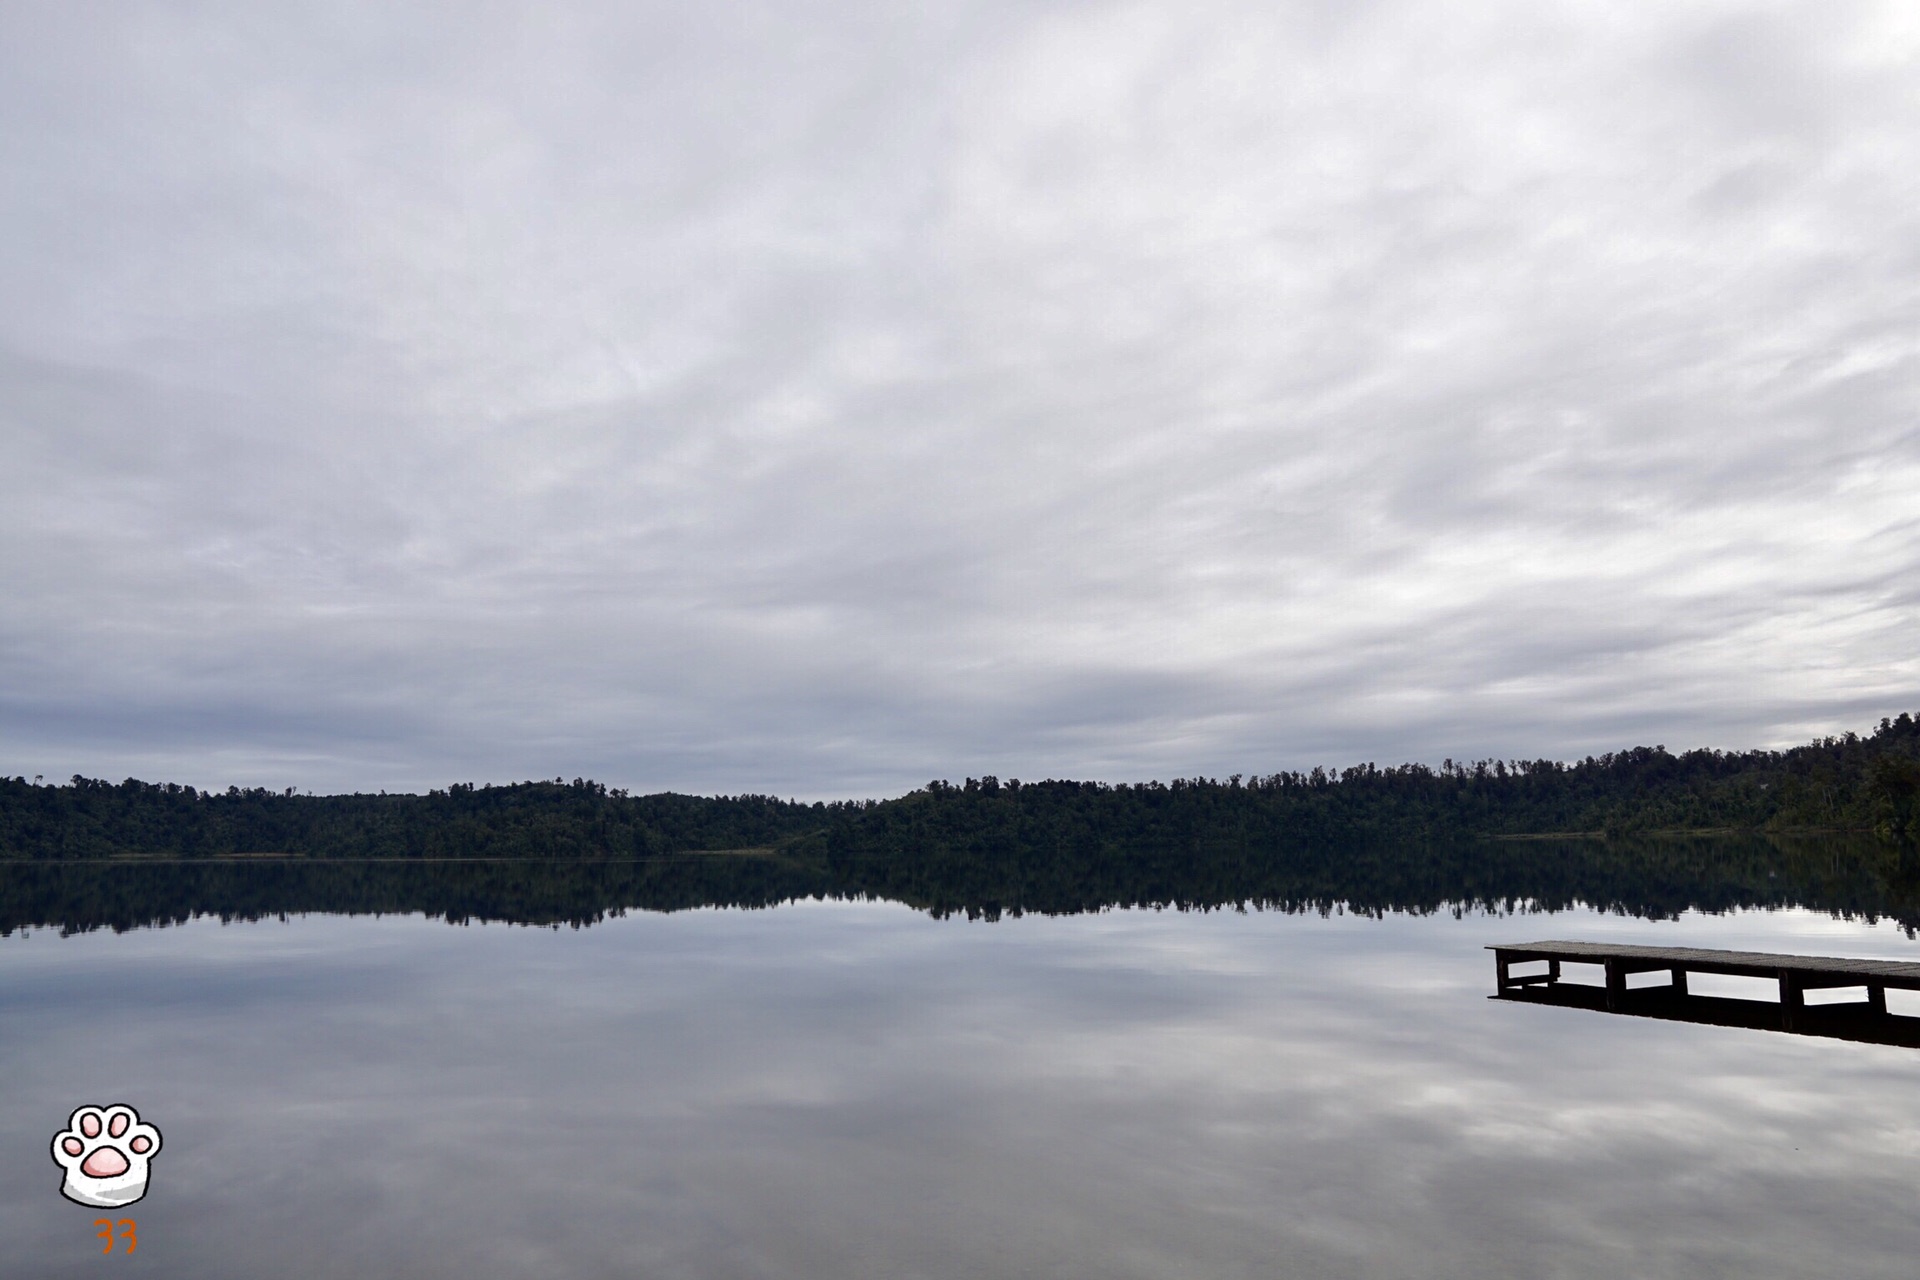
[2,714,1917,935]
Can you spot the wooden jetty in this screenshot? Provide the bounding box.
[1490,940,1920,1047]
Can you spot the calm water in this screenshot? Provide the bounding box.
[5,880,1920,1276]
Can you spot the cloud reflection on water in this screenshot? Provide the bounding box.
[2,903,1918,1277]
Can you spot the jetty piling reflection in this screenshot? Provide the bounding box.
[1491,940,1920,1047]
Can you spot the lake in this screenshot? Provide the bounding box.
[4,851,1920,1277]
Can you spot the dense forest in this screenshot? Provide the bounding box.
[3,711,1916,864]
[3,714,1919,935]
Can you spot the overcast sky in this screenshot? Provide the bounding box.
[2,1,1917,797]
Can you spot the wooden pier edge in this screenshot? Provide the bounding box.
[1490,940,1920,1030]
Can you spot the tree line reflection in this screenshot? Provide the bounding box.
[3,831,1918,936]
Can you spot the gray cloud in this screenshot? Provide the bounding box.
[2,0,1917,794]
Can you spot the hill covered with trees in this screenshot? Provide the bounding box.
[2,711,1917,865]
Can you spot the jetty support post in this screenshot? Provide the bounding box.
[1870,982,1888,1014]
[1493,950,1562,994]
[1605,959,1625,1012]
[1778,968,1803,1031]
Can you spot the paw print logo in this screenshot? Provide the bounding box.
[52,1105,161,1207]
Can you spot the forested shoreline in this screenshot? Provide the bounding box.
[3,712,1917,864]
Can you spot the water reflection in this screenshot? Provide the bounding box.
[2,903,1919,1278]
[4,843,1920,1277]
[2,831,1917,935]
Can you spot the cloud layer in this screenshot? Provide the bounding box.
[2,1,1917,794]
